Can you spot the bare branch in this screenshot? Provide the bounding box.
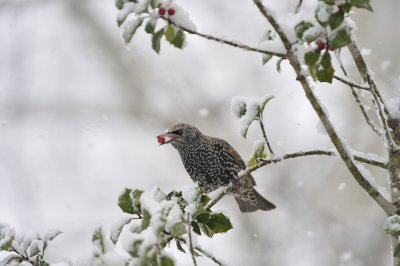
[333,75,369,90]
[205,187,232,211]
[163,19,286,58]
[258,117,274,155]
[334,53,382,136]
[348,42,395,150]
[253,0,396,215]
[187,214,197,266]
[194,247,226,266]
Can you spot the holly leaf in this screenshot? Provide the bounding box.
[395,243,400,258]
[152,28,165,54]
[161,255,175,266]
[92,227,106,255]
[331,29,352,49]
[122,17,144,44]
[317,65,335,83]
[196,212,210,224]
[175,239,186,253]
[172,30,185,49]
[262,54,273,65]
[170,222,187,237]
[350,0,373,11]
[328,11,344,30]
[164,25,176,43]
[145,18,157,34]
[191,221,201,235]
[276,58,284,72]
[294,21,314,40]
[206,213,233,233]
[141,209,151,230]
[304,50,320,66]
[118,188,138,214]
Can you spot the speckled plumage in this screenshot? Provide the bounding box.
[162,123,276,212]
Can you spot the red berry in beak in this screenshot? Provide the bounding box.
[157,135,166,144]
[158,8,166,16]
[167,8,175,16]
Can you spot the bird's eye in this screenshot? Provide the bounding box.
[171,129,183,136]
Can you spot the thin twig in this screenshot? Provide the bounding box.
[294,0,304,14]
[187,213,197,266]
[205,187,232,211]
[334,56,383,136]
[253,0,396,215]
[348,42,395,151]
[163,18,286,58]
[333,75,369,91]
[194,246,226,266]
[258,116,274,155]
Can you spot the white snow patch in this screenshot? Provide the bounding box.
[231,97,247,118]
[384,215,400,235]
[168,3,196,31]
[197,107,209,117]
[387,98,400,119]
[339,251,353,262]
[152,187,166,203]
[360,48,371,56]
[337,182,346,191]
[252,139,266,155]
[182,186,199,203]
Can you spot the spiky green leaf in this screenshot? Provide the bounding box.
[328,11,345,30]
[304,50,321,66]
[152,27,165,53]
[206,213,233,233]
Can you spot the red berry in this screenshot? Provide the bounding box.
[338,4,344,12]
[157,135,165,144]
[328,45,335,51]
[167,8,175,16]
[316,39,326,51]
[158,8,166,16]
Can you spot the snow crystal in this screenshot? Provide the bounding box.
[197,108,209,118]
[231,97,247,118]
[380,60,392,71]
[360,48,371,56]
[387,98,400,119]
[339,251,353,262]
[337,182,346,191]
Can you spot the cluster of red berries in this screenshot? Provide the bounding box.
[316,39,334,52]
[158,7,175,16]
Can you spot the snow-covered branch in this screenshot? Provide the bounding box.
[163,18,286,58]
[333,75,369,91]
[253,0,396,215]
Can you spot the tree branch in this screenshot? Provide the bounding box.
[333,75,369,91]
[187,213,197,266]
[194,246,226,266]
[258,116,274,155]
[253,0,396,215]
[163,19,286,58]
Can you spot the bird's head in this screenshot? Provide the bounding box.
[157,123,202,148]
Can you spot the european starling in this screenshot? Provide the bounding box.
[157,123,276,212]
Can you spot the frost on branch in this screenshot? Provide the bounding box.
[231,95,274,138]
[115,0,196,53]
[0,223,61,265]
[89,187,232,265]
[384,215,400,258]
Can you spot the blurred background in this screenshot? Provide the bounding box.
[1,0,399,265]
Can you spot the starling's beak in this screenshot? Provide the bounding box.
[157,132,178,145]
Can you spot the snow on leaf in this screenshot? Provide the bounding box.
[123,17,144,44]
[231,97,247,119]
[0,224,15,251]
[110,217,133,244]
[387,98,400,119]
[117,3,136,26]
[44,229,62,242]
[152,187,166,203]
[384,215,400,237]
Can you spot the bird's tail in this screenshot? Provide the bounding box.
[234,188,276,213]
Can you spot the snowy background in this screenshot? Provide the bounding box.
[1,0,400,265]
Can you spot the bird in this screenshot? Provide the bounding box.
[157,123,276,212]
